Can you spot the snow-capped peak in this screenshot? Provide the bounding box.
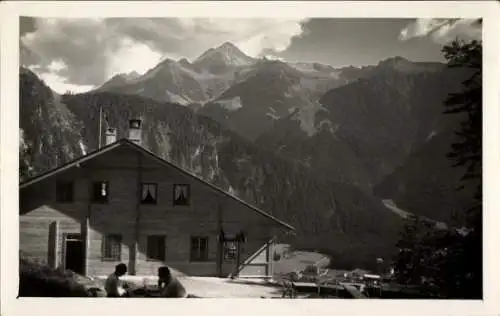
[193,42,255,68]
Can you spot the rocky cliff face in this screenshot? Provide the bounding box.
[20,68,86,181]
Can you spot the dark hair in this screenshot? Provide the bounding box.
[158,266,171,278]
[158,266,171,288]
[115,263,127,275]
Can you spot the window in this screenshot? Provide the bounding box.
[56,181,74,203]
[146,235,166,261]
[92,181,109,203]
[102,234,122,261]
[173,184,190,206]
[223,241,237,261]
[190,236,208,262]
[141,183,158,204]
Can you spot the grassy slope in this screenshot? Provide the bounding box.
[19,257,105,297]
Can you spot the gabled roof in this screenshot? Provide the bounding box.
[20,138,295,231]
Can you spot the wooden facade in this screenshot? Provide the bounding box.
[19,139,294,278]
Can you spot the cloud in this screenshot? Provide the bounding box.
[27,65,96,94]
[47,60,67,72]
[21,17,308,92]
[21,18,129,87]
[399,18,482,44]
[20,17,37,36]
[103,18,308,61]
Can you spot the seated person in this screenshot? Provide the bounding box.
[157,266,188,298]
[105,263,129,297]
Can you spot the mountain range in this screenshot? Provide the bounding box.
[19,41,476,270]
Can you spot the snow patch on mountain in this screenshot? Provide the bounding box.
[262,55,285,62]
[284,90,294,98]
[382,199,452,231]
[207,165,217,182]
[192,145,202,160]
[290,62,317,73]
[155,127,172,161]
[290,62,342,78]
[266,112,280,120]
[284,80,330,136]
[291,62,326,73]
[216,96,243,112]
[165,90,192,106]
[266,107,281,120]
[289,102,328,136]
[78,140,87,155]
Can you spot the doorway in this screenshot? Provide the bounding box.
[64,233,84,275]
[220,240,242,277]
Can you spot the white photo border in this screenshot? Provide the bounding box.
[1,2,499,316]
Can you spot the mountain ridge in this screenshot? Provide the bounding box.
[20,67,408,270]
[92,41,446,113]
[252,60,468,197]
[19,46,474,269]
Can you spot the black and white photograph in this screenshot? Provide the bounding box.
[1,1,499,316]
[15,14,486,298]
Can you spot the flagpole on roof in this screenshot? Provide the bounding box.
[98,104,102,149]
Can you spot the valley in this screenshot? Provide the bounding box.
[20,41,475,271]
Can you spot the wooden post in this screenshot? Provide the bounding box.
[48,221,59,269]
[81,217,89,276]
[85,170,92,276]
[98,104,102,149]
[268,238,274,277]
[235,241,241,278]
[217,205,223,277]
[130,152,142,275]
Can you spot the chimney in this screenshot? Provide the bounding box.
[105,128,117,145]
[128,119,142,145]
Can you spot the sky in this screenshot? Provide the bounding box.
[20,17,482,94]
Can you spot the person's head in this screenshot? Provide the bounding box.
[158,266,171,283]
[115,263,128,277]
